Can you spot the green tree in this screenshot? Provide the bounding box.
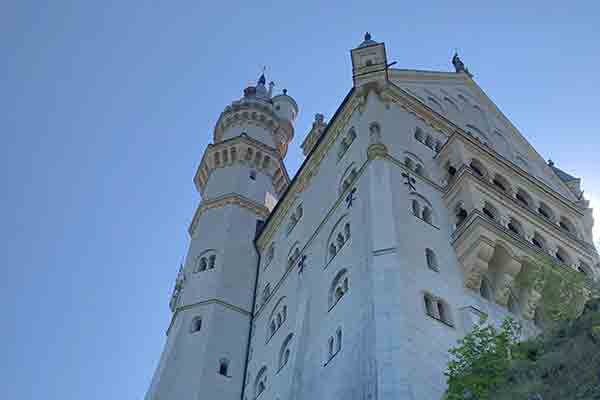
[444,318,521,400]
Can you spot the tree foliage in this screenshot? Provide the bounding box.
[444,318,521,400]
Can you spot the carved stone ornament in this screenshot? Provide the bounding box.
[495,273,515,306]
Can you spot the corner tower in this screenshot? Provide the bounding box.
[145,75,298,400]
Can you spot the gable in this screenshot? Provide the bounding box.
[389,69,577,201]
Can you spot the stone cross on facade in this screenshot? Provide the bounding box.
[345,188,357,208]
[402,172,417,191]
[298,255,307,275]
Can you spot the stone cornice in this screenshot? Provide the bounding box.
[452,211,597,275]
[390,68,576,201]
[213,98,292,158]
[193,133,290,197]
[461,78,577,199]
[188,193,270,237]
[445,168,597,258]
[442,131,584,216]
[166,299,251,336]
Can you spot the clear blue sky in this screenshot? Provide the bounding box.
[1,1,598,399]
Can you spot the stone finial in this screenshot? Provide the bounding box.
[315,113,324,123]
[364,32,372,41]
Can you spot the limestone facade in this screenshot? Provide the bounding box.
[145,35,598,400]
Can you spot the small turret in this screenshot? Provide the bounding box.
[272,88,299,124]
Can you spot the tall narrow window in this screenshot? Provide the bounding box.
[218,359,229,376]
[424,295,435,317]
[190,317,202,333]
[412,200,421,217]
[250,170,257,180]
[336,328,342,352]
[425,249,438,271]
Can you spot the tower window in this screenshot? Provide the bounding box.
[250,170,257,180]
[190,317,202,333]
[218,359,229,376]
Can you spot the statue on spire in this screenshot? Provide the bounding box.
[452,52,472,77]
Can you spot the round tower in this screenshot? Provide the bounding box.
[145,75,298,400]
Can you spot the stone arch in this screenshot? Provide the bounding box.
[339,162,359,195]
[326,214,350,264]
[254,366,268,398]
[469,158,489,178]
[279,333,294,369]
[287,241,301,268]
[492,173,512,194]
[409,192,436,225]
[329,268,349,308]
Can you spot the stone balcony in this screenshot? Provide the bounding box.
[445,167,598,321]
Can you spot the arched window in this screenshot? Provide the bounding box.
[425,135,434,149]
[339,164,359,195]
[326,215,350,264]
[507,218,523,237]
[424,294,435,317]
[455,204,468,227]
[410,194,435,225]
[336,328,342,352]
[195,250,217,273]
[279,333,293,370]
[329,269,349,309]
[254,367,267,398]
[412,199,421,217]
[262,284,271,304]
[218,359,229,376]
[190,317,202,333]
[469,159,487,178]
[415,164,425,176]
[437,301,447,322]
[403,152,427,177]
[559,217,576,235]
[480,277,492,300]
[422,206,433,224]
[414,127,424,142]
[492,174,510,193]
[515,188,532,208]
[198,258,207,272]
[555,247,571,265]
[338,128,357,160]
[329,243,337,259]
[537,202,554,222]
[328,336,334,357]
[425,248,439,271]
[531,233,546,250]
[482,202,498,221]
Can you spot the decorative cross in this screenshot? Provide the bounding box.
[345,188,357,209]
[298,255,307,275]
[402,172,416,191]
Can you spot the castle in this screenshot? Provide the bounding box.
[144,34,598,400]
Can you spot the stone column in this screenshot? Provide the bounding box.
[495,258,522,306]
[463,241,495,291]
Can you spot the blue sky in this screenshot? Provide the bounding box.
[1,1,598,399]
